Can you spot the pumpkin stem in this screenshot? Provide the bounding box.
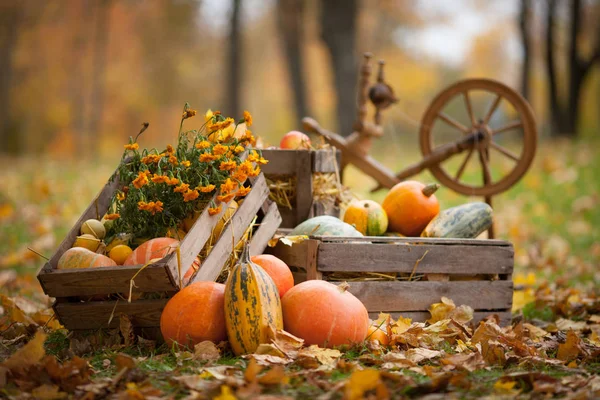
[338,281,350,293]
[240,241,252,264]
[422,183,440,197]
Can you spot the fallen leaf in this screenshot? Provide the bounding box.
[380,352,415,369]
[493,379,519,395]
[193,341,221,361]
[449,305,474,325]
[344,369,388,400]
[555,318,587,331]
[244,358,262,382]
[1,330,46,374]
[266,325,304,358]
[43,356,91,392]
[428,297,456,323]
[297,345,341,369]
[258,365,288,385]
[440,352,485,372]
[0,295,36,328]
[119,314,134,347]
[405,348,443,364]
[248,353,292,366]
[214,385,237,400]
[280,235,307,246]
[557,330,585,362]
[31,384,67,400]
[115,353,136,371]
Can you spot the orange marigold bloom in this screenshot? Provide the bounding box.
[196,141,211,149]
[232,170,248,182]
[199,153,219,163]
[243,110,252,127]
[151,174,169,184]
[217,193,235,203]
[174,183,190,193]
[105,213,120,220]
[133,171,149,189]
[238,160,254,175]
[208,205,222,216]
[167,177,179,186]
[182,109,197,119]
[183,189,200,202]
[248,166,260,177]
[124,143,139,151]
[212,144,228,155]
[219,160,237,171]
[181,160,191,168]
[166,144,175,153]
[141,153,164,164]
[116,192,126,201]
[168,154,178,165]
[199,184,216,193]
[220,178,238,193]
[233,145,245,153]
[236,187,251,197]
[247,150,259,163]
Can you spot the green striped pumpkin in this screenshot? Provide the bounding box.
[421,202,493,238]
[343,200,388,236]
[224,243,283,355]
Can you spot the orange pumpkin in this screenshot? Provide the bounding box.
[123,237,179,265]
[281,280,369,347]
[251,255,294,298]
[367,324,389,345]
[382,181,440,236]
[57,247,117,269]
[182,257,201,286]
[160,281,227,347]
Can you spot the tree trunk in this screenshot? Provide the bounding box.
[519,0,531,101]
[546,0,569,135]
[227,0,242,118]
[87,0,113,155]
[277,0,308,127]
[320,0,359,137]
[0,1,23,154]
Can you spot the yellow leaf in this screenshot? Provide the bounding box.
[258,366,289,385]
[2,330,47,374]
[244,358,262,383]
[493,379,518,394]
[391,316,412,335]
[0,295,36,328]
[214,385,237,400]
[280,235,308,247]
[427,297,455,323]
[345,369,387,400]
[512,289,535,312]
[557,330,583,362]
[513,272,536,287]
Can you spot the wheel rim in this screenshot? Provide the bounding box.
[419,78,537,197]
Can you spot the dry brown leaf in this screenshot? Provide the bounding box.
[555,318,587,331]
[380,352,415,369]
[449,305,474,325]
[254,344,286,358]
[248,354,292,366]
[440,352,485,372]
[193,341,221,361]
[244,358,263,383]
[428,297,456,323]
[0,295,36,328]
[405,348,443,364]
[344,369,389,400]
[257,366,288,385]
[297,345,341,369]
[119,314,135,347]
[1,330,46,374]
[266,325,304,358]
[31,384,67,400]
[557,330,585,362]
[43,356,91,392]
[31,309,63,330]
[115,353,136,371]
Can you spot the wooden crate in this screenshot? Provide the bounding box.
[268,236,514,326]
[37,168,281,332]
[260,149,341,228]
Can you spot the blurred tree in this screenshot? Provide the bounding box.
[228,0,242,118]
[546,0,600,136]
[320,0,358,136]
[277,0,309,127]
[519,0,532,100]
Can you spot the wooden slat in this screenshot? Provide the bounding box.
[295,150,313,226]
[314,236,512,247]
[55,299,168,330]
[277,206,296,229]
[249,201,282,256]
[369,311,513,327]
[192,174,270,282]
[345,281,513,312]
[266,240,312,270]
[38,264,175,298]
[317,243,513,274]
[311,149,340,173]
[260,149,298,175]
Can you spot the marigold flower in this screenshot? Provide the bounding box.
[138,201,149,211]
[151,201,164,214]
[243,110,252,127]
[174,183,190,193]
[168,155,178,165]
[217,193,236,203]
[124,143,139,151]
[232,170,248,182]
[151,174,169,184]
[183,189,200,202]
[166,144,175,153]
[196,141,211,150]
[240,129,256,146]
[220,178,238,193]
[204,109,214,122]
[199,153,219,163]
[219,160,237,171]
[181,160,191,168]
[199,184,216,193]
[182,109,197,119]
[233,145,245,153]
[167,177,179,186]
[248,150,259,163]
[116,192,126,201]
[212,144,228,155]
[133,171,149,189]
[238,160,254,175]
[105,213,120,220]
[208,204,222,216]
[236,187,251,197]
[141,153,163,164]
[248,166,260,177]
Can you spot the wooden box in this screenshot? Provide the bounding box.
[37,168,281,332]
[260,149,341,228]
[268,236,514,326]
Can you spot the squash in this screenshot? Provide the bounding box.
[421,202,493,238]
[57,247,117,269]
[382,181,440,236]
[251,255,294,298]
[108,244,133,265]
[80,219,106,240]
[281,281,369,347]
[72,234,101,252]
[160,281,227,347]
[290,216,363,237]
[123,237,179,265]
[367,324,389,346]
[182,257,201,286]
[343,200,388,236]
[224,243,283,355]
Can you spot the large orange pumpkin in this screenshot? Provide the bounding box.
[123,237,179,265]
[251,255,294,298]
[160,281,227,347]
[382,181,440,236]
[281,280,369,347]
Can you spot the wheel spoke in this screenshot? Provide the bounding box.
[437,112,469,133]
[483,94,502,125]
[463,91,476,126]
[479,147,493,185]
[493,120,523,135]
[490,142,520,162]
[455,146,474,181]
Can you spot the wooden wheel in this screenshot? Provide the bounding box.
[420,79,537,197]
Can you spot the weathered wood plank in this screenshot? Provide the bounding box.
[311,149,340,173]
[295,150,313,227]
[39,264,175,298]
[277,207,296,229]
[305,240,321,280]
[266,240,311,270]
[317,243,513,274]
[260,149,340,175]
[368,311,513,327]
[192,174,270,283]
[55,299,168,330]
[249,201,282,256]
[344,281,513,312]
[315,236,512,246]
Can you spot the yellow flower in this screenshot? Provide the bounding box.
[151,201,164,214]
[183,189,200,202]
[205,109,214,122]
[208,204,222,216]
[105,213,120,220]
[181,160,191,168]
[174,183,190,193]
[248,166,260,177]
[199,184,216,193]
[167,177,179,186]
[257,157,268,165]
[232,170,248,182]
[196,141,211,150]
[133,171,149,189]
[243,110,252,127]
[124,143,139,151]
[248,150,259,163]
[233,145,245,154]
[182,109,197,119]
[236,187,251,197]
[219,160,237,171]
[200,153,219,163]
[168,154,178,165]
[138,201,149,211]
[141,153,164,164]
[166,144,175,153]
[217,193,235,203]
[212,144,228,155]
[116,192,126,201]
[220,178,238,193]
[238,160,254,175]
[151,174,169,184]
[240,129,256,146]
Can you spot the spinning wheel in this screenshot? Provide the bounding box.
[419,79,537,197]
